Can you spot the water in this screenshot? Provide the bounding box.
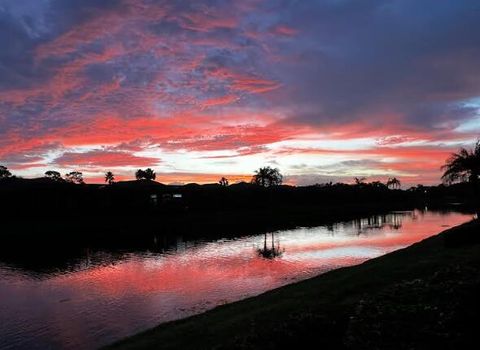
[0,210,472,349]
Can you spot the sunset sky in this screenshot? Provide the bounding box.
[1,0,479,185]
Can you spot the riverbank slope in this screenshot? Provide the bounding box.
[107,219,480,349]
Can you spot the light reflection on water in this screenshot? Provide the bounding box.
[0,210,473,350]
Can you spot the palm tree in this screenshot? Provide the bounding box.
[441,141,480,185]
[251,166,283,187]
[387,177,401,189]
[105,171,115,185]
[442,141,480,218]
[219,177,229,186]
[354,177,366,185]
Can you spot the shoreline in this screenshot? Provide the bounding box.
[106,219,480,349]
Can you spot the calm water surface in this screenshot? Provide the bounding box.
[0,210,472,350]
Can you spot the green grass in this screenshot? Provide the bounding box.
[106,220,480,349]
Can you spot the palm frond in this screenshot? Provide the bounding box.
[441,142,480,184]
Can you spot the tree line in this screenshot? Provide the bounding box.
[1,141,479,190]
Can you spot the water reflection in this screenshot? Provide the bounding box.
[351,211,408,233]
[257,232,284,259]
[0,209,473,350]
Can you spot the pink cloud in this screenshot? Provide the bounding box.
[270,25,299,37]
[200,95,240,108]
[55,150,160,168]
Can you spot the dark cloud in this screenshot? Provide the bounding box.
[0,0,122,90]
[272,0,480,129]
[46,0,123,34]
[0,8,41,89]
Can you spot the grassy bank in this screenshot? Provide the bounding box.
[107,219,480,350]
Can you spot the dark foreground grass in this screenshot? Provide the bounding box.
[106,220,480,350]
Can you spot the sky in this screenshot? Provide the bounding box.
[0,0,479,186]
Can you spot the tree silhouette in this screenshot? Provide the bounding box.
[441,141,480,185]
[0,165,12,179]
[65,171,84,184]
[251,166,283,187]
[219,177,229,186]
[45,170,62,182]
[135,168,156,181]
[105,171,115,185]
[442,141,480,218]
[354,177,366,185]
[387,177,401,189]
[370,180,386,189]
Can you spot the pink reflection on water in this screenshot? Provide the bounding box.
[0,210,473,350]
